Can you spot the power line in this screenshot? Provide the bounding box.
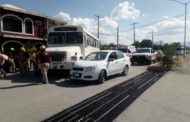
[119,13,186,33]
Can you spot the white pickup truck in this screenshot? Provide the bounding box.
[131,48,156,65]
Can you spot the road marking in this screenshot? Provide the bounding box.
[60,92,112,121]
[137,73,161,90]
[94,95,130,122]
[46,91,110,121]
[122,71,151,87]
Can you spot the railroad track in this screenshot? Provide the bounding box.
[42,71,167,122]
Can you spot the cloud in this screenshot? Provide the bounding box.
[132,16,190,45]
[71,18,96,33]
[54,1,141,44]
[111,1,140,21]
[54,12,71,22]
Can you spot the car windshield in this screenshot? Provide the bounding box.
[136,49,150,53]
[85,52,108,61]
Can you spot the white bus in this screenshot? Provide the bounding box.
[46,25,100,70]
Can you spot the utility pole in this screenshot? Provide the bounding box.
[130,22,138,44]
[169,0,190,58]
[117,27,119,48]
[95,15,102,39]
[152,30,154,48]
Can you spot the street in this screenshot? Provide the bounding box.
[0,65,147,122]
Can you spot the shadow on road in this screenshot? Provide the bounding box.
[0,71,42,89]
[0,70,106,89]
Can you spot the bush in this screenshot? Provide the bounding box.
[161,55,172,68]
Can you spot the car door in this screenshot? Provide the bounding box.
[115,51,125,73]
[107,52,118,75]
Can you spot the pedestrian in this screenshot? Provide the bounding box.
[18,47,29,77]
[37,45,51,84]
[0,51,7,77]
[7,47,16,73]
[29,50,36,70]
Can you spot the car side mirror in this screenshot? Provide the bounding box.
[109,58,114,62]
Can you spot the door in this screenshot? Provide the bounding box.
[115,51,125,73]
[107,52,118,75]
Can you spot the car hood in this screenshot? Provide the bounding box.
[73,60,105,67]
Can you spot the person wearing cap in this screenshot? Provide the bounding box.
[7,47,16,73]
[37,45,51,84]
[18,47,29,77]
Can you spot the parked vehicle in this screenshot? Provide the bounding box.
[176,46,185,55]
[46,25,100,71]
[70,50,131,83]
[131,48,156,65]
[155,50,164,60]
[116,47,132,59]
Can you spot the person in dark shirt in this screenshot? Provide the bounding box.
[37,45,51,84]
[18,47,29,77]
[7,48,16,73]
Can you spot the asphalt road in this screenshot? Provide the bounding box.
[0,65,147,122]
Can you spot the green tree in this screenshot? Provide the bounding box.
[108,43,117,49]
[162,43,176,68]
[140,39,152,48]
[132,41,140,48]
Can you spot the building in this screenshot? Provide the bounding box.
[0,4,65,53]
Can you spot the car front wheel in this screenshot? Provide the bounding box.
[122,65,129,76]
[97,70,106,83]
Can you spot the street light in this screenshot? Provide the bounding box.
[169,0,190,58]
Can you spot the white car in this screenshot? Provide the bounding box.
[70,50,131,83]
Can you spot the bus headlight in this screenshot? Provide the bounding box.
[85,66,97,72]
[71,56,77,61]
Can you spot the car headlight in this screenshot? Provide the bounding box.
[85,66,97,72]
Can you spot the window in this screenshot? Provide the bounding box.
[2,15,22,33]
[116,52,124,59]
[109,52,117,59]
[25,18,33,34]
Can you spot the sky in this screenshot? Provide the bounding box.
[1,0,190,46]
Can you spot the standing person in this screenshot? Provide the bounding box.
[29,50,36,70]
[18,47,28,77]
[7,47,16,73]
[0,51,7,77]
[37,45,51,84]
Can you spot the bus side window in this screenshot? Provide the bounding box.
[87,35,90,46]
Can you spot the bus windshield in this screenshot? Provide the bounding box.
[48,32,83,44]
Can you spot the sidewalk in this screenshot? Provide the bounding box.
[115,60,190,122]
